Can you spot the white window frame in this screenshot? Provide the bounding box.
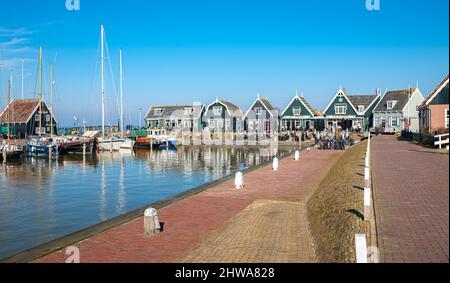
[213,106,222,116]
[154,108,164,116]
[46,114,51,122]
[35,114,40,122]
[254,107,263,116]
[293,107,301,116]
[208,119,215,128]
[358,105,365,113]
[387,101,397,110]
[216,118,224,129]
[335,105,347,115]
[445,109,449,129]
[184,108,193,116]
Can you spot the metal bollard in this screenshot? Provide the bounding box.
[294,150,300,161]
[273,157,279,171]
[144,208,161,236]
[235,172,244,189]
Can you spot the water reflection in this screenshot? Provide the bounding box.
[0,146,290,259]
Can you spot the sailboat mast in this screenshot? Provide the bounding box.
[119,48,124,136]
[50,63,54,137]
[101,25,105,139]
[38,47,43,137]
[21,59,24,99]
[7,80,11,145]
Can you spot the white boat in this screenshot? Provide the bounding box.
[98,137,125,151]
[119,138,135,149]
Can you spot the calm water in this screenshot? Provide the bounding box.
[0,146,289,259]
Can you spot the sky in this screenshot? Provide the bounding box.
[0,0,448,127]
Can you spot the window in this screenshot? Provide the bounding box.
[446,109,449,129]
[208,119,215,128]
[154,108,164,116]
[216,119,224,129]
[35,114,39,122]
[293,107,301,116]
[213,106,222,116]
[358,105,365,113]
[387,101,397,110]
[255,107,263,116]
[46,115,51,122]
[390,116,400,127]
[335,105,347,115]
[184,108,193,115]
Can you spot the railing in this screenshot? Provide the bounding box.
[434,133,449,150]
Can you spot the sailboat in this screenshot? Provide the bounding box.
[27,47,58,157]
[96,25,126,151]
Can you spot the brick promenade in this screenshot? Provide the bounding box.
[371,136,449,263]
[36,149,343,263]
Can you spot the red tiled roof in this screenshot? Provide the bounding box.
[0,99,40,123]
[419,75,449,109]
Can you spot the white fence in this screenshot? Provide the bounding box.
[434,133,449,150]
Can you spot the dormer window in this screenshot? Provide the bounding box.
[358,105,365,113]
[255,107,263,115]
[213,106,222,116]
[184,108,193,115]
[154,108,164,116]
[335,105,347,115]
[387,101,397,110]
[293,107,301,116]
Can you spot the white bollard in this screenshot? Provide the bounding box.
[294,150,300,161]
[235,172,244,189]
[307,147,311,154]
[355,234,368,263]
[144,208,161,236]
[273,157,279,171]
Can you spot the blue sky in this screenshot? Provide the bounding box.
[0,0,448,126]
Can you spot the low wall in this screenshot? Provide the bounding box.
[307,142,367,263]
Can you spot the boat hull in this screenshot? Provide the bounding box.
[98,140,124,151]
[27,144,58,156]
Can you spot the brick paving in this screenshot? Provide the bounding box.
[371,136,449,263]
[36,149,342,263]
[182,200,315,263]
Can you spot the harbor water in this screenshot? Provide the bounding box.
[0,146,289,259]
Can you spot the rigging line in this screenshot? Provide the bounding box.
[104,32,120,123]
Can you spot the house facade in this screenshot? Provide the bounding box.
[373,88,424,133]
[0,99,57,139]
[145,104,205,132]
[244,95,279,134]
[203,99,243,132]
[322,89,380,131]
[418,75,449,134]
[280,94,319,131]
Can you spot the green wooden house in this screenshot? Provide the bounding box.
[280,94,319,131]
[322,88,381,131]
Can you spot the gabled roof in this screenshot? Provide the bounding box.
[0,99,46,123]
[419,75,449,109]
[145,104,204,120]
[347,94,380,114]
[205,99,243,117]
[244,96,277,117]
[281,94,318,117]
[323,88,359,114]
[374,88,417,112]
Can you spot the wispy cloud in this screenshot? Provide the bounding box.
[0,37,31,48]
[0,27,35,37]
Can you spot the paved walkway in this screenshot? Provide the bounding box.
[371,136,449,263]
[36,149,343,263]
